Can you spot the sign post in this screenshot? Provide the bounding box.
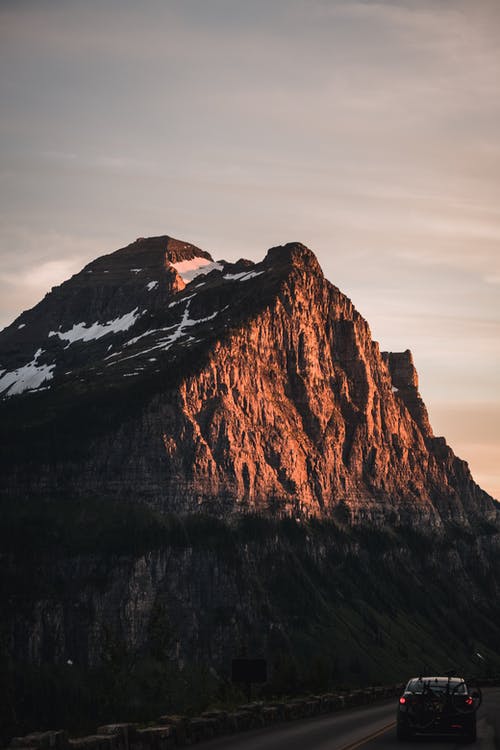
[231,658,268,702]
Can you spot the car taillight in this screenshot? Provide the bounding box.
[465,696,473,706]
[399,696,406,704]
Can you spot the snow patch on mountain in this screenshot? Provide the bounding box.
[168,293,196,308]
[172,258,223,282]
[223,270,265,282]
[49,308,141,345]
[107,301,218,366]
[0,348,55,398]
[164,301,217,347]
[121,323,179,350]
[146,281,158,292]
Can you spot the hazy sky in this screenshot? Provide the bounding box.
[1,0,499,498]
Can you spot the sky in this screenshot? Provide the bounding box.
[1,0,499,498]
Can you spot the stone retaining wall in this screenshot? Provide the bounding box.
[8,676,499,750]
[6,685,403,750]
[4,684,409,750]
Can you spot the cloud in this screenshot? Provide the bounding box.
[0,226,111,328]
[0,258,80,291]
[483,274,500,285]
[39,150,157,176]
[0,0,499,494]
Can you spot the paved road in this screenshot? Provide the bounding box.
[203,688,500,750]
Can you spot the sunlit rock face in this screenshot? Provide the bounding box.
[0,236,497,527]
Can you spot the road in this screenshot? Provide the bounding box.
[203,688,500,750]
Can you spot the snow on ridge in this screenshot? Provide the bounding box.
[168,293,196,308]
[120,322,179,350]
[49,308,141,345]
[223,270,265,282]
[172,258,223,282]
[165,300,218,346]
[108,300,218,366]
[0,348,55,398]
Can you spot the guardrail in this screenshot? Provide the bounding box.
[5,684,405,749]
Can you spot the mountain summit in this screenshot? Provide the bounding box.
[0,235,497,526]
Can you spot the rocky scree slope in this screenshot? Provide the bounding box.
[0,235,497,527]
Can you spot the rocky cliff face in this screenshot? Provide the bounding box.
[2,235,500,738]
[0,235,497,527]
[3,514,500,691]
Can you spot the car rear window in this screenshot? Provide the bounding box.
[406,679,466,694]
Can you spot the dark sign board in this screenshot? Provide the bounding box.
[231,658,267,684]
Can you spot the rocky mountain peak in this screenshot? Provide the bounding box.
[0,234,230,401]
[382,349,433,438]
[79,234,217,289]
[265,241,324,276]
[86,235,212,272]
[0,233,497,529]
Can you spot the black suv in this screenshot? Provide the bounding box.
[397,676,480,742]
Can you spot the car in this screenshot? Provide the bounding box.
[396,675,481,742]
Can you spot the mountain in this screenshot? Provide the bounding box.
[0,235,497,526]
[1,235,500,740]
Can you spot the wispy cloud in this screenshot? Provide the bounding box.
[39,150,157,175]
[0,226,111,327]
[0,0,499,495]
